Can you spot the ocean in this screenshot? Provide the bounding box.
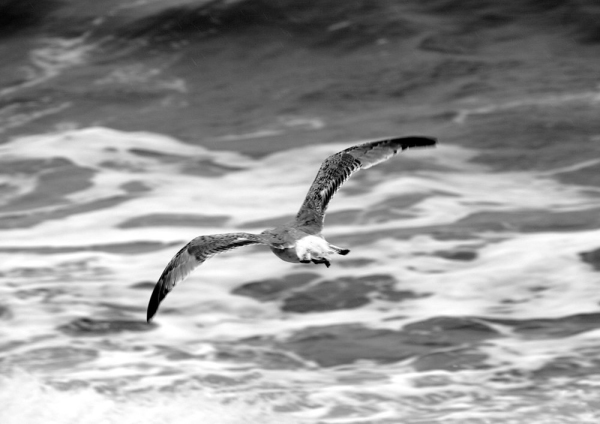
[1,1,600,423]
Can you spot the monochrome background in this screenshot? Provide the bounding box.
[1,1,600,422]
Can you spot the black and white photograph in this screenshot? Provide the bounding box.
[1,1,599,423]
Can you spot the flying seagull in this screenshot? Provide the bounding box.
[147,136,436,322]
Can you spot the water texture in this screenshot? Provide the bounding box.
[1,1,600,423]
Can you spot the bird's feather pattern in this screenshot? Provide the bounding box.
[147,232,271,322]
[147,135,436,322]
[295,136,436,232]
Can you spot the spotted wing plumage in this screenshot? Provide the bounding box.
[296,136,436,232]
[147,232,272,322]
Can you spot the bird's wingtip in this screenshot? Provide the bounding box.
[146,303,157,323]
[395,135,437,148]
[146,283,163,323]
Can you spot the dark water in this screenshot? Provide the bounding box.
[1,1,600,423]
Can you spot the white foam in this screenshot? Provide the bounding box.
[2,127,600,423]
[0,37,95,98]
[213,116,324,142]
[454,88,600,123]
[0,373,305,424]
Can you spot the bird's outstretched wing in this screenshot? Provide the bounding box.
[147,232,274,322]
[296,136,436,232]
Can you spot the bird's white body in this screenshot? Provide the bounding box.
[270,235,335,264]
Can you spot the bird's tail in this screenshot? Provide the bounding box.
[329,244,350,255]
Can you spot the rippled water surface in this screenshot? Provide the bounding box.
[1,1,600,423]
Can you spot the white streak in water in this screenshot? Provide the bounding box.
[454,88,600,123]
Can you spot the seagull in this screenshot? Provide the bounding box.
[147,136,436,322]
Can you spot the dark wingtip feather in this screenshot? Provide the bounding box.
[146,282,164,323]
[392,136,437,149]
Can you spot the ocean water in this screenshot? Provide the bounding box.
[2,0,600,422]
[1,125,600,423]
